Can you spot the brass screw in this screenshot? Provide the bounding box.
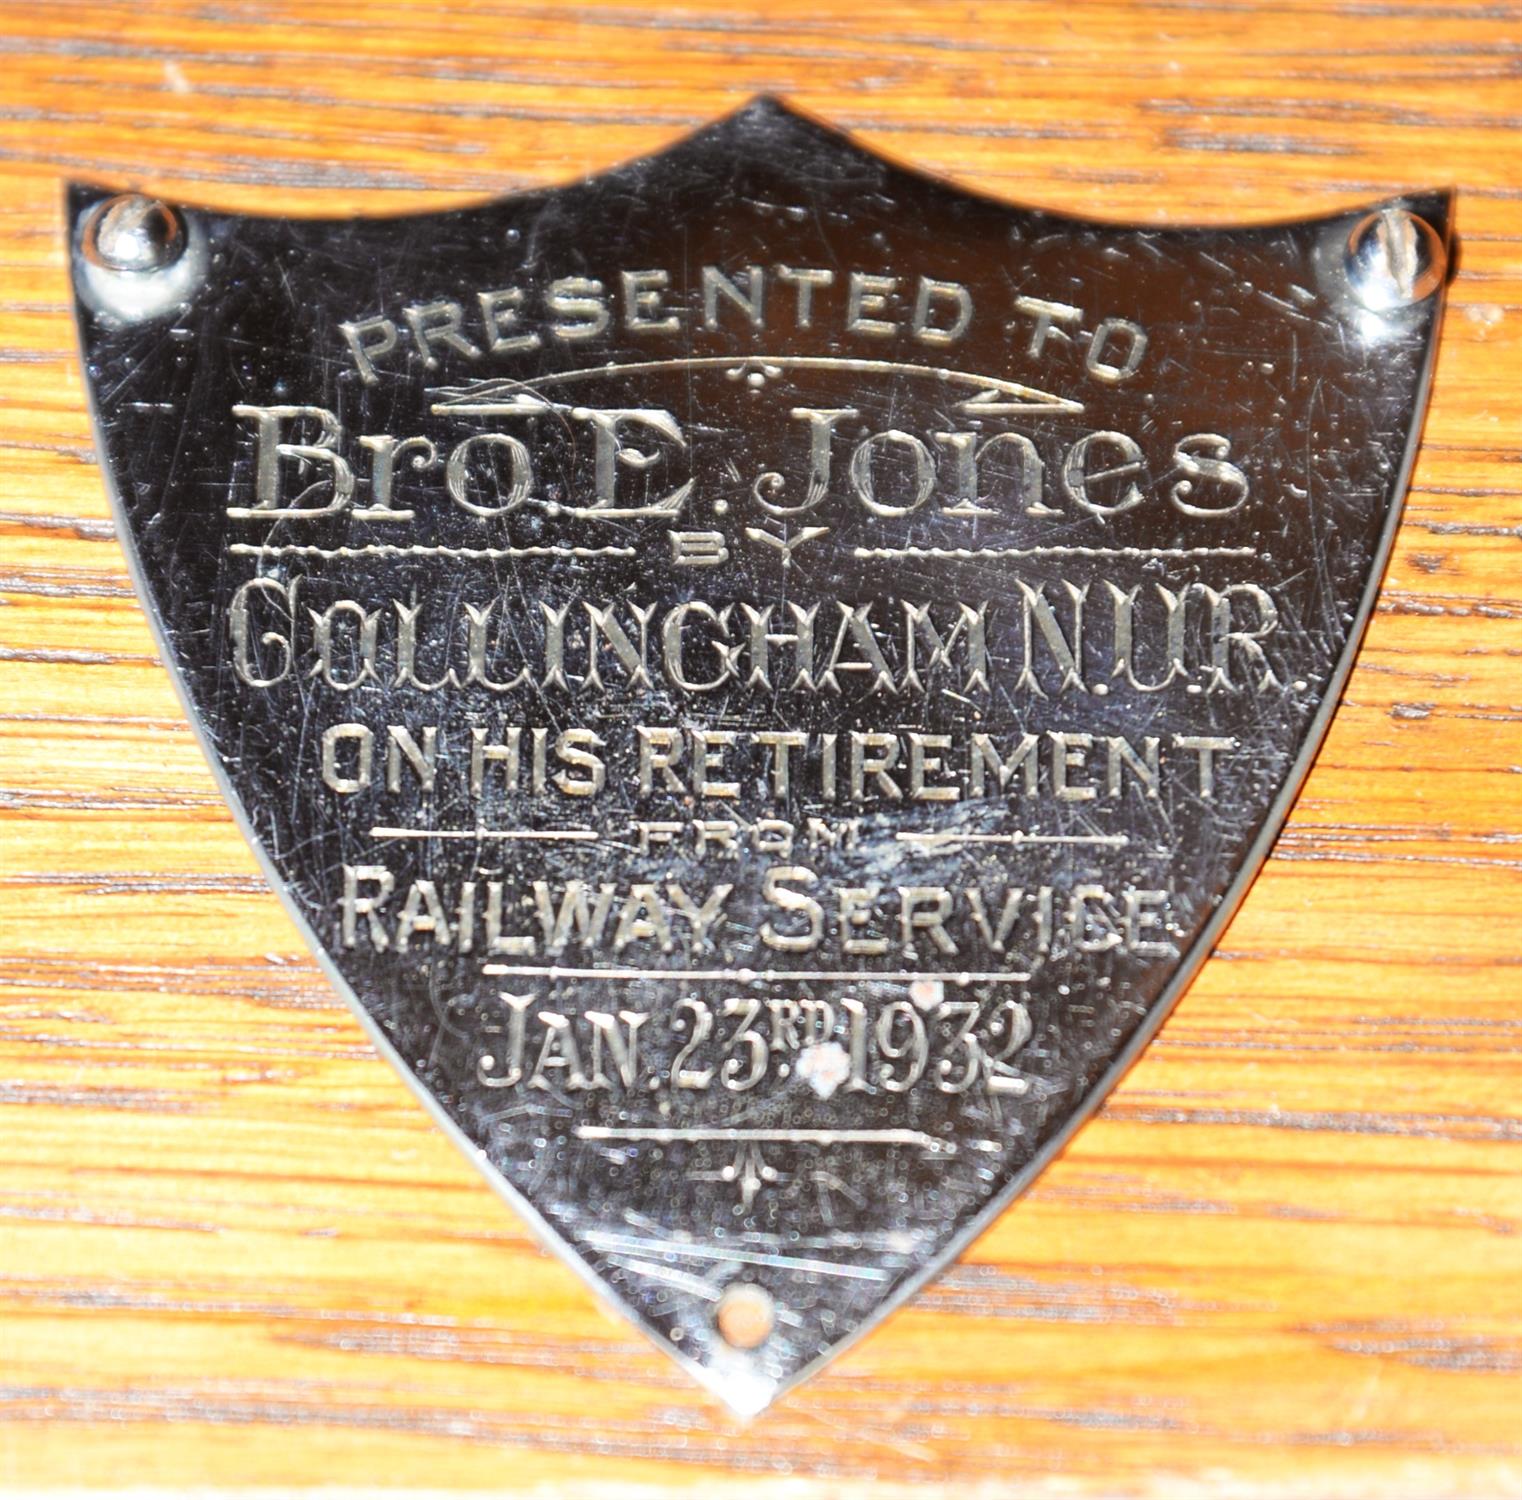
[716,1283,776,1350]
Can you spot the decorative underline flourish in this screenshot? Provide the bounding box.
[578,1126,957,1211]
[226,542,635,560]
[433,354,1085,416]
[479,966,1035,982]
[576,1126,954,1151]
[852,543,1256,561]
[370,826,598,842]
[896,831,1129,849]
[579,1228,896,1283]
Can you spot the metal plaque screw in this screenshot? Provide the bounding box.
[80,194,186,275]
[716,1283,776,1350]
[1344,207,1446,312]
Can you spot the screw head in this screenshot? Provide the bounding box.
[1344,208,1446,312]
[80,194,186,275]
[715,1283,776,1350]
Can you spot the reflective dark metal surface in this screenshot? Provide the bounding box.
[69,98,1450,1412]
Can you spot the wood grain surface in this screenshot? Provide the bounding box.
[1,1,1520,1493]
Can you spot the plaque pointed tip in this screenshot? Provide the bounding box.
[700,1363,781,1420]
[725,93,831,137]
[736,92,794,117]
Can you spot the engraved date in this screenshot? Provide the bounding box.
[463,985,1036,1099]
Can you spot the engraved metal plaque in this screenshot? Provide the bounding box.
[70,99,1450,1412]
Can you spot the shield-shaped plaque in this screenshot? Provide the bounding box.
[70,98,1450,1413]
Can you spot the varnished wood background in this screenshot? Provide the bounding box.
[1,1,1519,1493]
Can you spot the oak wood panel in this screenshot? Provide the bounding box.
[1,1,1520,1493]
